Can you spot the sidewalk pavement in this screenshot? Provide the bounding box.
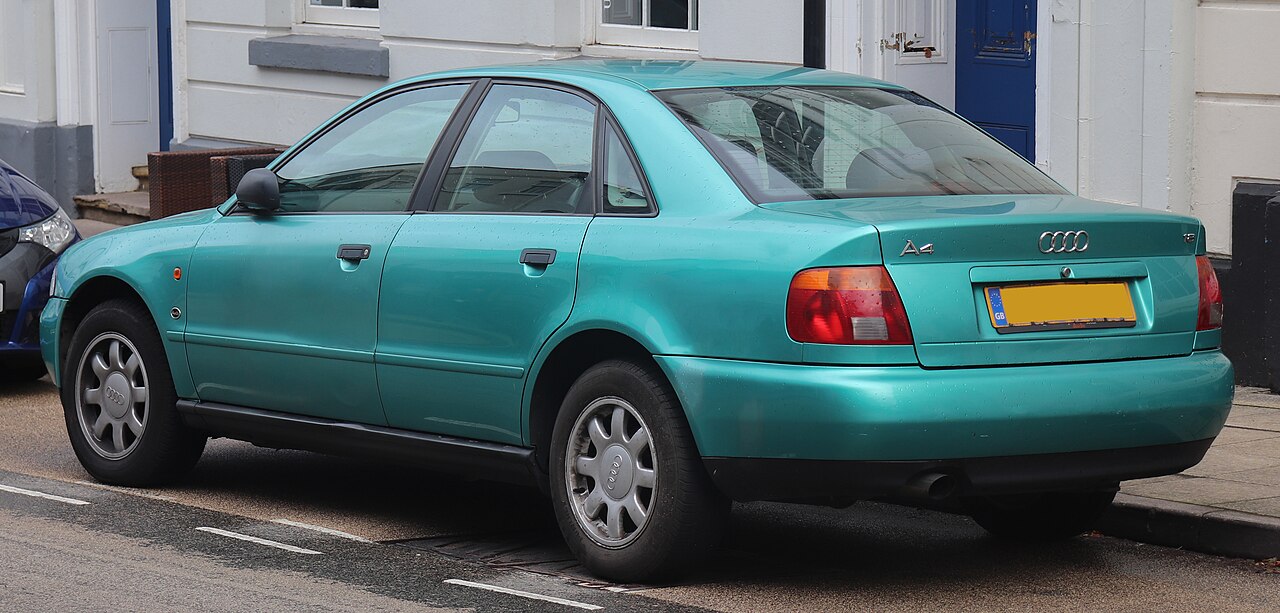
[73,218,123,239]
[1100,387,1280,560]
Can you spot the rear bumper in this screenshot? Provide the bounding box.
[704,438,1213,502]
[657,350,1233,495]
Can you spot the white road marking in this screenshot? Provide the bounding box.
[195,527,324,555]
[0,484,90,506]
[272,519,373,543]
[443,579,603,610]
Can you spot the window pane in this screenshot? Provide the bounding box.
[603,123,652,213]
[437,85,597,214]
[274,84,468,213]
[650,0,691,29]
[658,86,1066,203]
[602,0,642,25]
[310,0,342,6]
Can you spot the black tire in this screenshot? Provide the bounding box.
[550,359,728,583]
[0,356,49,383]
[965,489,1117,541]
[61,299,205,486]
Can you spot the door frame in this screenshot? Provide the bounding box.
[81,0,163,192]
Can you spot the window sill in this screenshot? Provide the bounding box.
[248,34,389,78]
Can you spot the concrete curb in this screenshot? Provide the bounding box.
[1099,493,1280,560]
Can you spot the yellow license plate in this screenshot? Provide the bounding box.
[985,282,1137,334]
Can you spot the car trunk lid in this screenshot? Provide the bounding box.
[762,195,1203,367]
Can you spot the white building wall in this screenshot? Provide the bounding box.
[0,0,57,124]
[1040,0,1194,220]
[176,0,587,147]
[1193,2,1280,255]
[699,0,802,64]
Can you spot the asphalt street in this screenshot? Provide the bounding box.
[1,378,1277,612]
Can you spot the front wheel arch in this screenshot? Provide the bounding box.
[59,276,151,383]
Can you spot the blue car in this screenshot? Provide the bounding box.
[0,158,79,381]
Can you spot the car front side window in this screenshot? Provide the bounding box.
[435,84,597,215]
[271,83,469,214]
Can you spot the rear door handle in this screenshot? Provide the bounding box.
[519,248,557,266]
[337,244,372,262]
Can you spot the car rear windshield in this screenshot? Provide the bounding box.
[656,86,1067,203]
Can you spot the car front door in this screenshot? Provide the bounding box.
[184,82,473,424]
[376,82,603,443]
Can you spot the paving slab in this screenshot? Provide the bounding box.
[1219,496,1280,517]
[1232,387,1280,409]
[1212,426,1280,446]
[1217,467,1280,487]
[1124,476,1274,506]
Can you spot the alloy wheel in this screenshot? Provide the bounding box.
[564,396,657,548]
[75,332,149,459]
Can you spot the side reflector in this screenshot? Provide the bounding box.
[787,267,913,345]
[1196,255,1223,331]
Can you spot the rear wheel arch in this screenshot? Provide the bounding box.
[527,329,675,471]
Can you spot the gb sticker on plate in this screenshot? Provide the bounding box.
[986,287,1008,328]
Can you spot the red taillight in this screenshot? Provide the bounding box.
[1196,256,1223,331]
[786,267,913,345]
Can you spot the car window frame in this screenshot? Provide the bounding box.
[226,78,484,217]
[598,112,658,218]
[412,77,658,218]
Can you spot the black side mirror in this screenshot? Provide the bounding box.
[235,168,281,212]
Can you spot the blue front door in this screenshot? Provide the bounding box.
[956,0,1037,162]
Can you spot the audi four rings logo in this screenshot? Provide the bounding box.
[1038,230,1089,254]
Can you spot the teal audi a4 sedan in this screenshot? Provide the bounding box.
[42,60,1233,581]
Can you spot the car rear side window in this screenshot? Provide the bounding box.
[434,84,597,215]
[273,83,469,213]
[602,122,653,214]
[657,86,1066,203]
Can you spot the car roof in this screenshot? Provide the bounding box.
[412,58,904,93]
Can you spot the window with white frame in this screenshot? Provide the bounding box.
[306,0,380,28]
[596,0,699,50]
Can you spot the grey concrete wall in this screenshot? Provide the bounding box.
[0,118,94,214]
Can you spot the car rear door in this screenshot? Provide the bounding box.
[375,81,606,444]
[184,81,473,424]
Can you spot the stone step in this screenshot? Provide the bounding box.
[73,191,150,226]
[132,165,149,191]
